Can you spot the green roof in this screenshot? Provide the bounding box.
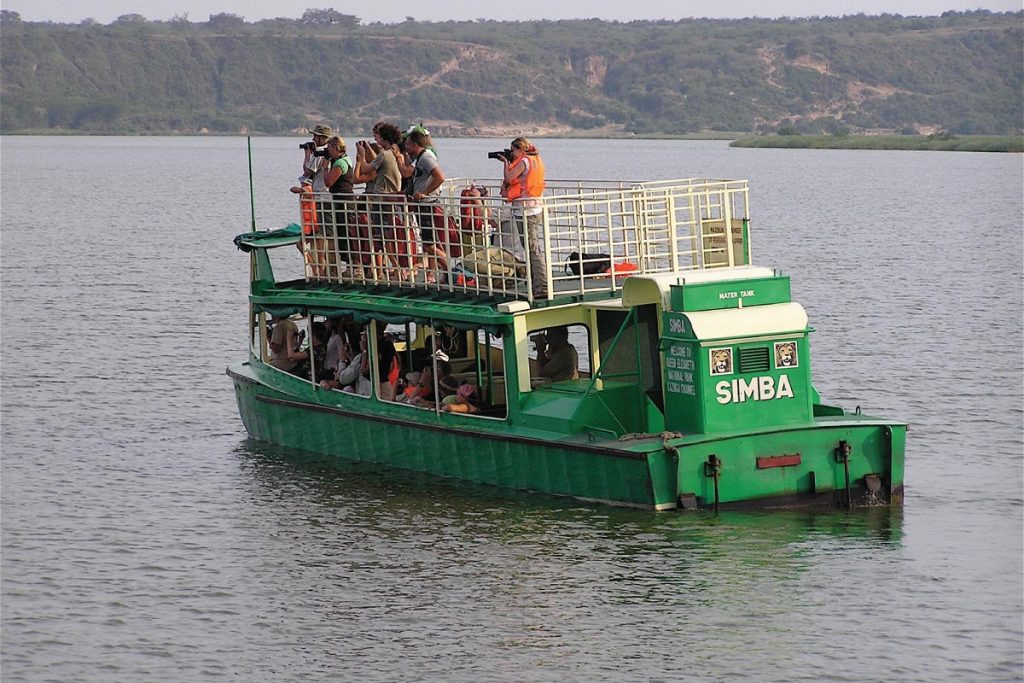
[234,223,301,251]
[251,279,515,329]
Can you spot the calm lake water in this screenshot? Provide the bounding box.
[2,137,1022,682]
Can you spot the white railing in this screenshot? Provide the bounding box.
[296,178,750,302]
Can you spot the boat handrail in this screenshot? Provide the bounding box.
[290,177,751,304]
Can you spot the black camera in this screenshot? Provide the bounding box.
[487,148,513,161]
[312,147,331,158]
[300,141,316,151]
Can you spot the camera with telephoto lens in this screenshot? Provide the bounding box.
[487,148,513,161]
[300,141,316,151]
[312,147,331,158]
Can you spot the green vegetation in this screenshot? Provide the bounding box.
[1,9,1020,138]
[731,134,1024,152]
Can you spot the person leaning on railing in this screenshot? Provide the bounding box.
[397,128,448,283]
[499,137,548,298]
[355,122,408,280]
[290,123,332,277]
[323,135,356,279]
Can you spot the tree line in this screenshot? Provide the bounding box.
[1,9,1020,136]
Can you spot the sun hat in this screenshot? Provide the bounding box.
[312,124,333,136]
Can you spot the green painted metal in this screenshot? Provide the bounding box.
[670,275,791,312]
[251,285,515,330]
[671,418,907,507]
[230,361,665,508]
[230,358,903,510]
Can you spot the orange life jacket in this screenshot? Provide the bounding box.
[300,194,318,236]
[504,154,545,202]
[388,355,400,387]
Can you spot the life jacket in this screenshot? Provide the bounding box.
[388,355,400,387]
[460,184,484,232]
[300,193,319,236]
[504,154,545,202]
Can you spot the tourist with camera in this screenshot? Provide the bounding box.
[397,128,448,283]
[291,123,332,195]
[354,122,409,281]
[290,124,333,276]
[495,137,547,298]
[322,135,356,279]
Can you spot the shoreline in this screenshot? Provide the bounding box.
[730,134,1024,153]
[3,130,1021,151]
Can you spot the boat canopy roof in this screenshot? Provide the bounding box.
[621,266,777,309]
[234,224,301,251]
[251,278,514,332]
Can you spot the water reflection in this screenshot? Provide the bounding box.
[236,437,903,557]
[230,438,913,680]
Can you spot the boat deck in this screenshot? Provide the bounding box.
[239,178,752,306]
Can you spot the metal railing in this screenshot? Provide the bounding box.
[296,178,751,302]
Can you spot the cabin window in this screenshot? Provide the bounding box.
[317,316,372,398]
[527,323,590,386]
[261,312,312,378]
[389,322,507,419]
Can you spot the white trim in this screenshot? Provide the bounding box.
[685,302,808,340]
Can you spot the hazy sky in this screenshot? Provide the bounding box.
[5,0,1020,24]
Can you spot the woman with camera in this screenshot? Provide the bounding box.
[498,137,547,298]
[322,135,356,279]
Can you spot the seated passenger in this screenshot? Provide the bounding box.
[376,327,399,401]
[323,318,345,380]
[309,321,329,380]
[441,383,480,414]
[535,325,579,382]
[426,325,468,360]
[320,323,371,395]
[269,313,308,375]
[399,366,434,405]
[435,359,459,399]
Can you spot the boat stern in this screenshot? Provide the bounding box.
[668,417,905,509]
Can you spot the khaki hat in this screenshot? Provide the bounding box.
[312,124,333,136]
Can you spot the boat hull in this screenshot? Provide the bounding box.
[230,363,667,508]
[229,362,904,510]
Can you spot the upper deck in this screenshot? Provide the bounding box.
[245,177,752,306]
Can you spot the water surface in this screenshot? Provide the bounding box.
[1,137,1021,681]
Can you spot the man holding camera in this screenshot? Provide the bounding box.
[494,137,547,299]
[290,124,333,276]
[291,123,333,194]
[534,326,578,382]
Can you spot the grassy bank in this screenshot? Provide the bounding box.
[730,134,1024,152]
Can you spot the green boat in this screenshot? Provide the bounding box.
[228,177,905,510]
